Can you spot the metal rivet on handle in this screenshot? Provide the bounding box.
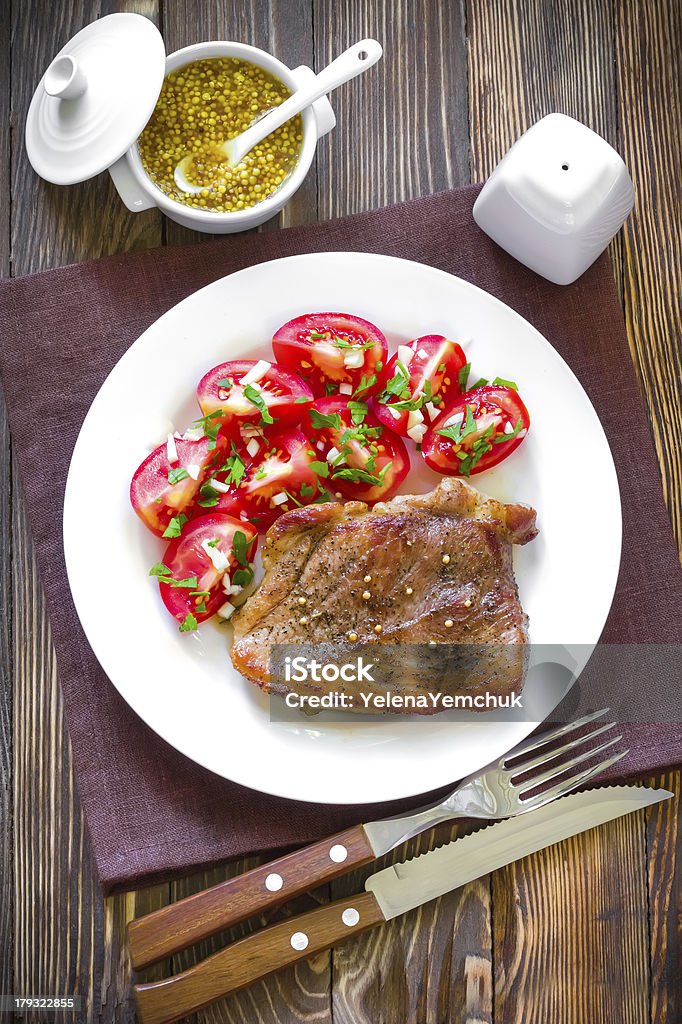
[290,931,309,951]
[329,844,348,863]
[265,873,283,892]
[342,907,360,927]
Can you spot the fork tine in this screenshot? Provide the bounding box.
[520,748,629,809]
[502,708,610,766]
[508,721,616,778]
[519,735,623,792]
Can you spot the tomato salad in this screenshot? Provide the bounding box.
[131,312,530,632]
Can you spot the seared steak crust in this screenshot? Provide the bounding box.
[230,478,538,711]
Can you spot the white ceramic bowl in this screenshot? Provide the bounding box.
[108,41,335,233]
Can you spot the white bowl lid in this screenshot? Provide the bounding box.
[25,13,166,185]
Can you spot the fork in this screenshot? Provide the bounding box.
[127,708,625,970]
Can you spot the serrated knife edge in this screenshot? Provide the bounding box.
[365,785,672,920]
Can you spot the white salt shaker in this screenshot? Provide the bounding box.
[472,113,634,285]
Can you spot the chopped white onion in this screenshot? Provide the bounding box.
[417,348,428,360]
[407,423,428,443]
[343,349,365,369]
[210,478,231,493]
[217,601,236,621]
[271,491,289,506]
[397,345,415,366]
[166,433,179,464]
[316,439,326,451]
[504,420,515,434]
[425,401,439,422]
[182,426,204,441]
[326,446,341,464]
[246,437,260,458]
[201,539,229,573]
[444,411,464,428]
[248,380,263,393]
[388,406,402,420]
[186,463,201,481]
[223,581,243,597]
[407,408,425,430]
[339,382,353,395]
[240,360,271,386]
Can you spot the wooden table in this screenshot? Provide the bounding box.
[1,2,680,1021]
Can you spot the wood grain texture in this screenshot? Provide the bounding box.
[135,892,384,1024]
[329,824,493,1024]
[616,0,682,553]
[466,4,672,1022]
[646,772,681,1024]
[128,824,375,970]
[314,0,470,218]
[492,814,650,1024]
[1,1,680,1023]
[0,0,13,1002]
[168,860,332,1024]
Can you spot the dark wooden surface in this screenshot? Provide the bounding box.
[1,1,680,1022]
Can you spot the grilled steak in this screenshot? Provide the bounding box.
[230,478,538,713]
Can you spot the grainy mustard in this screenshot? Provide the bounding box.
[138,57,304,213]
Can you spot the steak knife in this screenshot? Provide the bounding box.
[134,785,671,1024]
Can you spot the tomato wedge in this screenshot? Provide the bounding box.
[272,312,387,399]
[197,359,313,429]
[306,397,409,503]
[206,428,326,530]
[372,335,468,439]
[153,514,258,628]
[422,386,530,477]
[130,432,228,538]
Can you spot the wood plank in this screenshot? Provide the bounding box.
[9,2,163,1022]
[466,4,656,1021]
[492,814,650,1024]
[330,825,492,1024]
[616,0,682,553]
[0,0,13,1001]
[646,770,681,1024]
[314,0,470,220]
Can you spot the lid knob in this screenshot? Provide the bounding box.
[43,55,87,100]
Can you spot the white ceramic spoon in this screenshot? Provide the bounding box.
[174,38,383,194]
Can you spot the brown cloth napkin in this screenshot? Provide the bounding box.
[0,184,680,894]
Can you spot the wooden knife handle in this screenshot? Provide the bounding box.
[127,824,375,969]
[134,890,384,1024]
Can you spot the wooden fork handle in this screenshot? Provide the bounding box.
[127,824,375,969]
[134,890,385,1024]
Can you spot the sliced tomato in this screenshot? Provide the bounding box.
[306,397,409,503]
[422,386,530,477]
[155,514,258,628]
[130,432,228,538]
[371,335,468,438]
[272,312,387,399]
[197,359,313,429]
[207,428,326,530]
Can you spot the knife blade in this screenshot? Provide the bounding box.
[134,785,672,1024]
[365,784,671,918]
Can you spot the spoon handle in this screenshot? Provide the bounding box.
[230,38,383,165]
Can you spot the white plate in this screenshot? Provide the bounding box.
[63,253,622,804]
